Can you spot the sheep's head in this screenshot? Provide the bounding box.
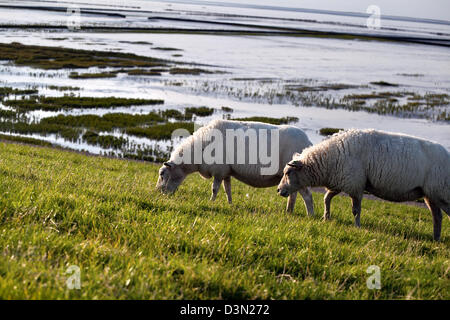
[156,161,186,194]
[277,154,307,197]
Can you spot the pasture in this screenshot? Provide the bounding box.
[0,142,448,299]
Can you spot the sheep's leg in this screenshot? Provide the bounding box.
[299,188,315,216]
[286,191,297,213]
[424,197,443,241]
[210,177,222,201]
[351,195,362,227]
[222,177,232,204]
[324,190,339,221]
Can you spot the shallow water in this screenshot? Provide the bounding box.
[0,0,449,156]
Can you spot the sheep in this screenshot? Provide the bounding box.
[156,119,315,215]
[277,129,450,241]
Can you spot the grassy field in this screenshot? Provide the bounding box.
[0,142,448,299]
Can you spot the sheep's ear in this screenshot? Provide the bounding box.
[287,160,303,169]
[293,152,302,158]
[163,162,173,168]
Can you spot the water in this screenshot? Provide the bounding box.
[0,0,449,157]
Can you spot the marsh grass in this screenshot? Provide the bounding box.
[0,104,215,160]
[4,96,164,112]
[47,85,81,91]
[319,128,343,136]
[69,72,117,79]
[153,47,183,51]
[285,83,359,92]
[0,42,170,70]
[185,106,215,117]
[126,69,162,76]
[125,122,195,140]
[232,116,299,125]
[0,134,53,147]
[169,68,215,75]
[0,142,448,299]
[0,121,81,141]
[221,106,234,113]
[370,81,399,87]
[187,80,449,121]
[0,87,38,97]
[82,131,127,150]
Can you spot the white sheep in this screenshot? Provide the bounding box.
[157,119,315,215]
[277,129,450,241]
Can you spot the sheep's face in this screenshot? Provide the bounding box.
[156,162,186,194]
[277,159,306,197]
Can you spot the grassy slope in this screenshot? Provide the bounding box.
[0,142,448,299]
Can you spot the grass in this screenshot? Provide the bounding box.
[69,72,117,79]
[41,112,166,131]
[191,80,448,121]
[82,131,127,150]
[221,106,234,113]
[370,81,399,87]
[232,116,299,125]
[119,41,153,45]
[169,68,214,75]
[319,128,343,136]
[0,121,81,141]
[153,47,182,51]
[0,142,448,299]
[0,109,23,120]
[40,108,213,133]
[4,96,164,112]
[0,42,170,70]
[0,86,38,97]
[185,106,215,117]
[47,85,81,91]
[285,83,358,92]
[126,69,162,76]
[125,122,195,140]
[0,134,53,147]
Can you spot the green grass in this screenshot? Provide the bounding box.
[4,96,164,112]
[169,68,214,75]
[153,47,182,51]
[0,42,170,70]
[285,83,358,92]
[370,81,399,87]
[0,142,448,299]
[126,69,162,76]
[47,85,81,91]
[82,131,127,150]
[41,112,166,131]
[0,86,38,97]
[319,128,344,136]
[0,134,53,147]
[221,106,234,113]
[69,72,117,79]
[125,122,195,140]
[185,106,215,117]
[232,116,299,125]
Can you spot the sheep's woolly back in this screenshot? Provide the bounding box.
[296,128,445,164]
[295,128,450,202]
[169,119,312,184]
[171,119,310,164]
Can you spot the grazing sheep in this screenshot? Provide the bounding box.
[156,119,315,215]
[277,129,450,241]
